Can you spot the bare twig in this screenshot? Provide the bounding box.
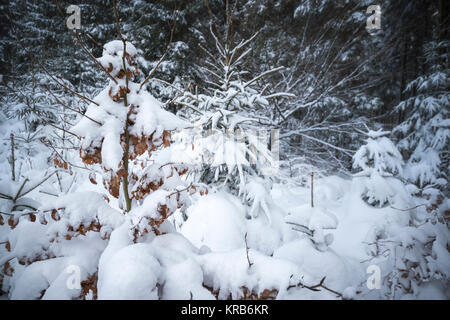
[390,204,428,212]
[74,32,119,85]
[19,171,60,198]
[10,133,15,181]
[287,276,343,298]
[311,172,314,208]
[54,0,118,85]
[13,179,29,202]
[40,137,93,172]
[286,221,314,237]
[244,232,253,268]
[204,0,220,38]
[42,84,102,125]
[167,183,193,198]
[38,59,99,106]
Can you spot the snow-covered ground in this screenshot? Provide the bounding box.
[1,102,449,300]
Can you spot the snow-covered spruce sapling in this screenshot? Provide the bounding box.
[172,6,289,224]
[0,129,61,227]
[393,68,449,198]
[352,128,406,207]
[0,143,64,280]
[359,82,449,298]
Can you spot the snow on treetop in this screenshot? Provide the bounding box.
[103,40,137,58]
[97,40,139,82]
[353,135,404,176]
[72,82,188,171]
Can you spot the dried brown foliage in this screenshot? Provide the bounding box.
[80,272,98,300]
[80,144,102,165]
[203,285,278,300]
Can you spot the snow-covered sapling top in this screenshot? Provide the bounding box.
[353,129,403,177]
[352,129,406,207]
[73,40,185,169]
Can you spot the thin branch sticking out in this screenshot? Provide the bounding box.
[244,232,253,268]
[287,276,343,298]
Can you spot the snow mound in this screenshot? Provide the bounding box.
[274,239,361,295]
[10,232,106,300]
[181,193,246,252]
[196,248,302,299]
[98,243,162,299]
[285,204,338,250]
[162,258,215,300]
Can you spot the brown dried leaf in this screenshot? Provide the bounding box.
[89,172,97,185]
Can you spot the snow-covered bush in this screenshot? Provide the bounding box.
[359,195,450,300]
[0,119,84,297]
[353,129,449,299]
[72,39,205,218]
[0,35,208,299]
[352,129,408,207]
[371,49,450,299]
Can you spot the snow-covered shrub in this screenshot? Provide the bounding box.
[0,128,94,298]
[71,39,206,225]
[352,129,408,207]
[371,52,450,299]
[0,34,210,299]
[353,129,449,299]
[359,196,450,299]
[0,191,123,299]
[197,248,303,300]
